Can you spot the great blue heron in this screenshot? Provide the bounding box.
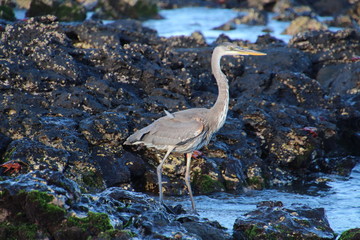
[124,42,266,212]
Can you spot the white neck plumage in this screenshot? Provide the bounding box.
[209,47,230,132]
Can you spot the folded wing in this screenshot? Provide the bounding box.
[125,110,206,149]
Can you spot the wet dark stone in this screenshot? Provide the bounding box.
[91,0,158,20]
[0,170,233,239]
[4,138,70,173]
[289,29,360,71]
[310,156,359,176]
[182,221,231,240]
[339,228,360,240]
[79,111,129,146]
[297,0,351,16]
[233,9,268,26]
[92,149,131,187]
[233,201,335,240]
[0,132,11,155]
[0,5,16,21]
[255,34,286,47]
[316,62,360,96]
[26,0,86,21]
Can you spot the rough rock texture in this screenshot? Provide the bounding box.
[1,15,359,193]
[92,0,159,20]
[339,228,360,240]
[26,0,87,21]
[233,8,268,26]
[297,0,351,16]
[283,16,328,35]
[233,201,335,240]
[0,170,230,239]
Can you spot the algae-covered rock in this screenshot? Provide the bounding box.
[0,170,230,239]
[339,228,360,240]
[0,5,16,21]
[27,0,86,21]
[233,201,335,240]
[92,0,158,20]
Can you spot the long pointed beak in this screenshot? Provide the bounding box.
[231,47,267,56]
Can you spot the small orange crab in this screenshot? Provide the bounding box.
[191,150,203,159]
[302,127,318,138]
[0,160,27,174]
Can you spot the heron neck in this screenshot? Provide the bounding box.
[209,50,229,132]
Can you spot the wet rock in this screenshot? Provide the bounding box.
[289,29,360,64]
[244,0,277,11]
[35,116,88,153]
[79,112,128,146]
[0,132,11,155]
[0,170,230,239]
[310,155,359,176]
[0,171,118,239]
[0,5,16,21]
[26,0,86,21]
[233,8,268,26]
[316,62,360,96]
[337,114,360,156]
[0,169,81,203]
[233,201,335,240]
[119,151,147,189]
[301,0,351,16]
[0,15,87,90]
[65,19,159,47]
[289,29,360,95]
[283,16,328,35]
[182,221,231,240]
[212,21,236,31]
[339,228,360,240]
[4,138,71,173]
[273,5,316,22]
[90,146,131,188]
[92,0,158,20]
[326,14,353,28]
[255,33,286,47]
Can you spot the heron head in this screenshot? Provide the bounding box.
[219,42,266,56]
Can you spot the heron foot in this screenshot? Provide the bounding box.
[163,203,188,215]
[189,209,199,215]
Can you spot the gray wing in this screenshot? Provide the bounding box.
[125,109,206,149]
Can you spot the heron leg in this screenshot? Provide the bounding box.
[157,147,174,203]
[185,152,196,212]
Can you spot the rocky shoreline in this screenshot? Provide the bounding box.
[1,0,360,239]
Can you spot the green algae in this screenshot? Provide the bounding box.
[67,212,112,234]
[339,228,360,240]
[23,190,66,223]
[0,221,38,240]
[0,6,16,21]
[193,173,224,194]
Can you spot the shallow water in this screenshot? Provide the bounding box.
[143,7,342,43]
[14,7,341,44]
[166,164,360,234]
